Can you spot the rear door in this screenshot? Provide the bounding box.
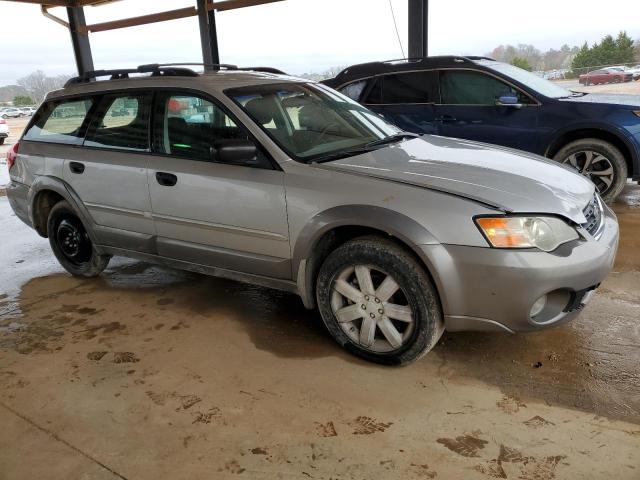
[434,69,540,152]
[146,91,290,279]
[63,92,156,252]
[361,71,439,135]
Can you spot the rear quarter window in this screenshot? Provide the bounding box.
[23,98,93,145]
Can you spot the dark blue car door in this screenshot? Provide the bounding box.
[361,71,440,135]
[434,69,540,153]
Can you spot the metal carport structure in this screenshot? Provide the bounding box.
[1,0,430,76]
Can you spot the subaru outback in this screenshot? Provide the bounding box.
[5,64,618,365]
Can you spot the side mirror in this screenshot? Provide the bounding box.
[496,95,523,109]
[214,139,270,168]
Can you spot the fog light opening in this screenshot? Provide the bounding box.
[530,295,547,318]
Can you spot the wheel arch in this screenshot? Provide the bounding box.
[292,205,442,309]
[28,176,101,247]
[545,126,636,177]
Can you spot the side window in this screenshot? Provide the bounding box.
[381,71,439,104]
[23,98,93,145]
[84,93,150,151]
[440,71,531,105]
[154,92,261,165]
[362,77,382,104]
[338,80,367,101]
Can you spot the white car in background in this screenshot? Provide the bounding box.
[20,107,37,116]
[0,107,23,119]
[628,65,640,81]
[0,117,9,145]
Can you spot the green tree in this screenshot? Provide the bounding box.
[511,57,532,71]
[571,31,636,72]
[13,95,34,106]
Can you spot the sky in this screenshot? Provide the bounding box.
[0,0,638,85]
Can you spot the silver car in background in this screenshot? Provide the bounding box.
[5,66,619,364]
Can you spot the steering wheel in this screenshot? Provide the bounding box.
[316,122,341,144]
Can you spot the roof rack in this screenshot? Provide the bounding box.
[64,62,288,87]
[152,62,287,74]
[65,64,199,86]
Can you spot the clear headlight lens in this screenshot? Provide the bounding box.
[475,216,579,252]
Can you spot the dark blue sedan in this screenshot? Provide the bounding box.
[323,56,640,202]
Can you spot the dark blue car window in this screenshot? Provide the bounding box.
[380,71,439,104]
[440,71,530,105]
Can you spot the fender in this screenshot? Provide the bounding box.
[291,204,440,309]
[28,175,105,253]
[543,121,639,175]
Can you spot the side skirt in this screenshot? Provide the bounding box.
[100,246,300,295]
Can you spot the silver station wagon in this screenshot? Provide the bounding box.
[6,64,619,365]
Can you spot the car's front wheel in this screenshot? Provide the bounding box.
[553,138,627,203]
[47,201,111,277]
[0,138,4,145]
[316,236,444,365]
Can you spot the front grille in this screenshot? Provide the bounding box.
[581,194,603,237]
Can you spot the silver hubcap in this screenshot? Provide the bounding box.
[330,265,414,353]
[562,150,615,195]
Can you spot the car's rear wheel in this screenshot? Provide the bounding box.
[47,201,111,277]
[316,236,444,365]
[614,76,622,83]
[0,138,4,145]
[553,138,627,203]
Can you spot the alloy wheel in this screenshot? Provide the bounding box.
[330,265,415,353]
[562,150,615,195]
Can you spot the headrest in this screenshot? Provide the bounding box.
[245,97,279,125]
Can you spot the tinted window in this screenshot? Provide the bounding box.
[154,92,257,164]
[84,93,150,151]
[381,71,439,104]
[362,77,382,104]
[440,71,531,105]
[23,98,93,145]
[338,80,367,101]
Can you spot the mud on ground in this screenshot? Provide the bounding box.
[0,184,639,479]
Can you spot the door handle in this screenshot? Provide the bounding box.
[69,161,85,174]
[155,172,178,187]
[436,114,457,123]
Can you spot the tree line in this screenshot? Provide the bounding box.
[487,31,639,73]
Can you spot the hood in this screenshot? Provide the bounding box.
[317,136,595,223]
[560,93,640,108]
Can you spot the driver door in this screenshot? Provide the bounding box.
[434,69,540,153]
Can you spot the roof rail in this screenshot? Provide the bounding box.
[64,62,288,87]
[65,64,199,86]
[155,62,287,74]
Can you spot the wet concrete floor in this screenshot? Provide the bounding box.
[0,184,639,479]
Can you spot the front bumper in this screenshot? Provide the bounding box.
[421,206,619,333]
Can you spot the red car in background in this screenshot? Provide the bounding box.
[579,68,633,85]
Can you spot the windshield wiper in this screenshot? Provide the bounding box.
[364,132,419,148]
[309,146,377,164]
[309,133,419,164]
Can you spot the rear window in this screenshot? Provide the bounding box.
[23,98,93,145]
[380,71,439,104]
[84,93,151,152]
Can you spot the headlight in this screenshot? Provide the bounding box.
[475,216,579,252]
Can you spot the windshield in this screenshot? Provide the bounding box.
[477,60,573,99]
[226,82,401,162]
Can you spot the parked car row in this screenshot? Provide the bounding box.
[0,106,37,118]
[323,56,640,202]
[579,67,633,85]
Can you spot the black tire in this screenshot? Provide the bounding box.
[316,236,444,366]
[0,138,4,145]
[553,138,628,203]
[47,200,110,277]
